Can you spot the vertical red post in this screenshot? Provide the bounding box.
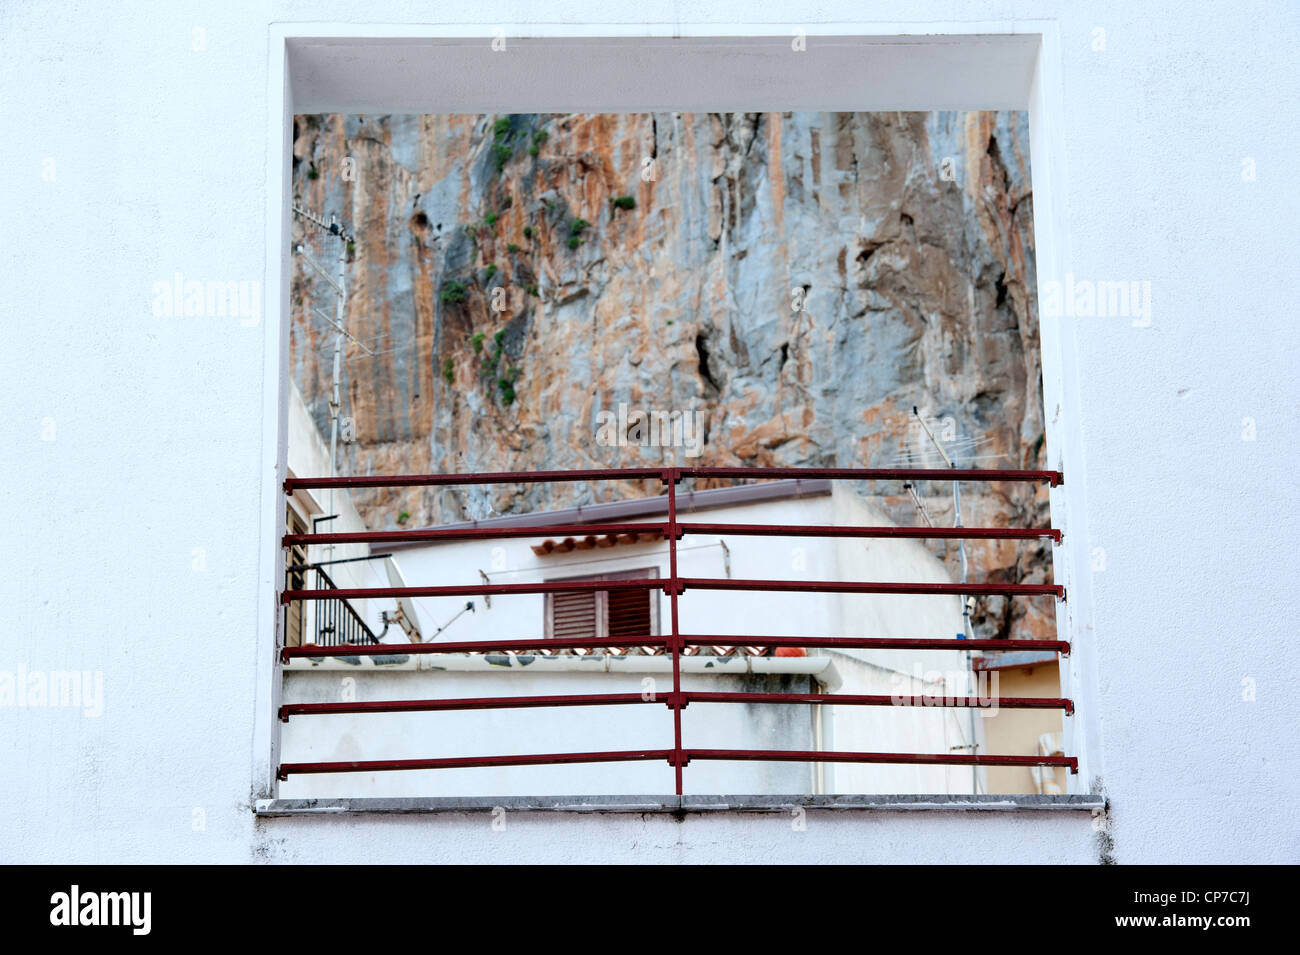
[664,468,684,796]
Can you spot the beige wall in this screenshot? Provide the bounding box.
[981,661,1067,795]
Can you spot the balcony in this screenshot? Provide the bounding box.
[277,465,1073,799]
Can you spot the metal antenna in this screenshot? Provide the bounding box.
[429,601,476,639]
[295,244,344,295]
[913,405,982,795]
[293,205,356,561]
[913,406,969,609]
[902,482,936,527]
[312,307,374,356]
[293,203,353,243]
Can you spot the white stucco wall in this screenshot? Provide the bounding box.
[280,661,825,798]
[2,2,1298,864]
[822,489,976,795]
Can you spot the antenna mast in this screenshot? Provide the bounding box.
[913,406,983,795]
[293,205,355,557]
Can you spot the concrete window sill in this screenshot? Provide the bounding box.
[255,794,1105,815]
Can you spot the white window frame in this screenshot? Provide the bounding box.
[254,22,1099,809]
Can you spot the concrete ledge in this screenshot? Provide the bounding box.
[254,793,1105,815]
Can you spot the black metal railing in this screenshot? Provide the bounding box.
[304,566,379,646]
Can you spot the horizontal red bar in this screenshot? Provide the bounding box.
[285,466,1063,493]
[680,522,1061,542]
[285,521,668,547]
[680,635,1069,654]
[280,578,1062,604]
[284,521,1059,548]
[286,468,668,492]
[280,692,658,720]
[686,749,1078,772]
[683,467,1063,486]
[281,578,663,604]
[278,690,1072,721]
[684,692,1073,713]
[280,635,1069,659]
[277,749,673,779]
[281,634,668,660]
[680,577,1065,598]
[276,747,1077,778]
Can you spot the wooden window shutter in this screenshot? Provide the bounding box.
[546,568,659,647]
[606,586,651,638]
[549,588,600,640]
[601,568,659,639]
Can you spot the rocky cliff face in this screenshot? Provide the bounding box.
[290,110,1049,640]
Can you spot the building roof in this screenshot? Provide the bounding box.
[531,529,661,556]
[972,650,1061,671]
[386,478,832,551]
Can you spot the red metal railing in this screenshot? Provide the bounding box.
[278,467,1074,792]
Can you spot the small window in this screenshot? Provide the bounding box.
[544,568,660,650]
